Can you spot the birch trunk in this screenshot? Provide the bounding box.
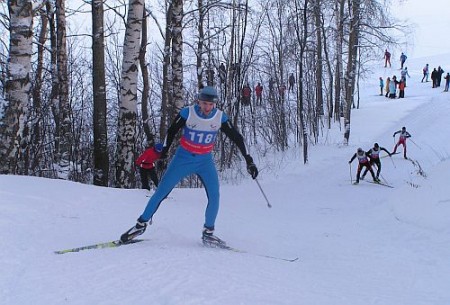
[334,0,345,121]
[115,0,144,188]
[171,0,184,113]
[0,0,33,174]
[343,0,360,144]
[55,0,72,178]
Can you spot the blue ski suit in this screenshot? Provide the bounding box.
[139,104,256,230]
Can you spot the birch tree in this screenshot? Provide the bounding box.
[115,0,144,188]
[343,0,360,144]
[0,0,33,174]
[55,0,72,177]
[171,0,184,114]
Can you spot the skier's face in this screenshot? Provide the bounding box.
[198,100,216,116]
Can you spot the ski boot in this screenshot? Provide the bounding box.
[202,227,226,248]
[120,218,148,243]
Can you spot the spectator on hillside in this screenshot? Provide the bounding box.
[384,49,391,67]
[401,67,410,86]
[218,63,226,84]
[385,77,391,97]
[398,79,406,98]
[431,68,438,88]
[268,77,275,95]
[135,143,163,190]
[241,83,252,106]
[421,64,429,82]
[444,73,450,92]
[388,76,398,99]
[255,82,263,105]
[437,66,445,87]
[288,73,295,92]
[379,77,384,96]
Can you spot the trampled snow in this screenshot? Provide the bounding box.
[1,55,450,305]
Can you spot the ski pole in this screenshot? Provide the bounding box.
[389,154,396,168]
[378,171,389,185]
[349,162,353,184]
[255,178,272,208]
[409,138,421,150]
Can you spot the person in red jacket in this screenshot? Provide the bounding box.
[135,143,163,190]
[255,82,263,105]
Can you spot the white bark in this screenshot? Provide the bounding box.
[115,0,144,188]
[0,0,33,174]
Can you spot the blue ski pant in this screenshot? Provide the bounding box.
[140,147,220,229]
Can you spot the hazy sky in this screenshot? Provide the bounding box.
[66,0,445,59]
[397,0,449,58]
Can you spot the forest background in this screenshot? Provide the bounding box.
[0,0,419,188]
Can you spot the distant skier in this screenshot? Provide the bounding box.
[361,143,391,181]
[392,126,412,159]
[400,52,407,69]
[348,148,379,184]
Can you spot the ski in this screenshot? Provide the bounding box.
[54,239,145,254]
[203,242,299,263]
[381,152,400,159]
[364,180,394,188]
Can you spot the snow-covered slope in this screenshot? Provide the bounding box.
[1,55,450,305]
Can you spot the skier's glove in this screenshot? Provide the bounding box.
[244,154,258,179]
[392,134,395,137]
[348,160,352,164]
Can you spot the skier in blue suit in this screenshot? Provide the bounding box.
[121,86,258,246]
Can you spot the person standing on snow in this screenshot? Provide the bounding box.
[349,148,379,184]
[389,75,398,99]
[392,126,412,159]
[384,49,391,67]
[421,64,429,82]
[431,68,438,88]
[385,77,391,97]
[444,73,450,92]
[379,77,384,96]
[288,73,295,92]
[398,79,406,98]
[255,82,263,105]
[437,66,445,87]
[400,52,407,69]
[400,67,410,86]
[361,143,391,181]
[135,143,163,190]
[120,86,259,246]
[241,83,252,106]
